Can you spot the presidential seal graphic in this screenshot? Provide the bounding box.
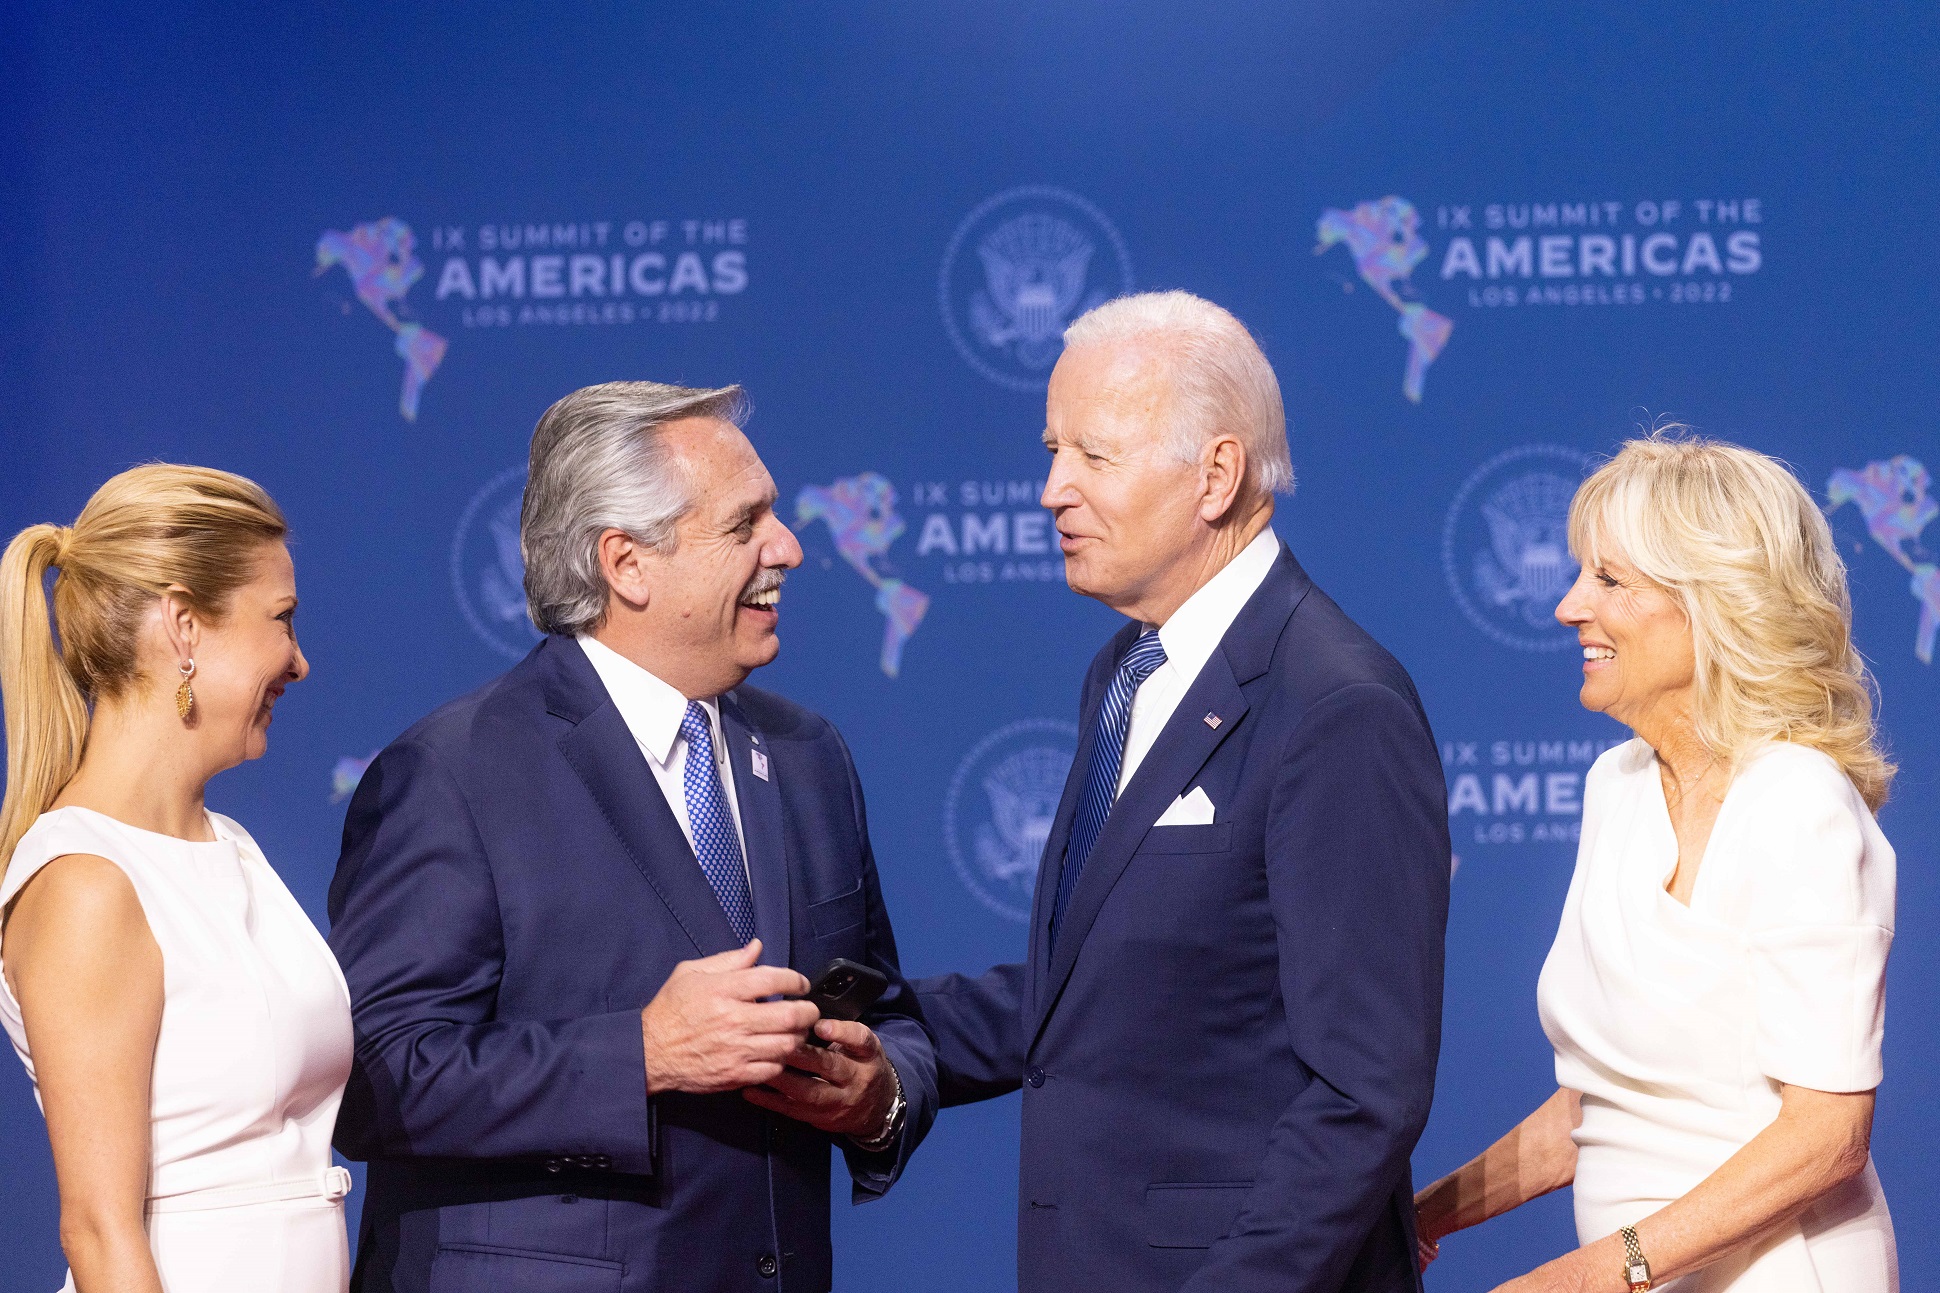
[1443,445,1596,651]
[939,186,1133,392]
[451,466,542,660]
[944,719,1078,922]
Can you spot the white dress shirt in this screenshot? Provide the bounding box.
[1116,526,1281,794]
[576,636,750,876]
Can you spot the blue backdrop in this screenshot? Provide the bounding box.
[3,3,1936,1289]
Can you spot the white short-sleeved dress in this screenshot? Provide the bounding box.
[1537,740,1897,1292]
[0,807,354,1293]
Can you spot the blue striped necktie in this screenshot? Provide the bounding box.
[1051,630,1167,944]
[679,700,757,944]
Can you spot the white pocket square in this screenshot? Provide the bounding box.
[1154,785,1216,827]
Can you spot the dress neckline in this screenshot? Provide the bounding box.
[1640,748,1732,916]
[51,804,233,850]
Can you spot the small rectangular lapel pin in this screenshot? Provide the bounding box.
[751,750,771,781]
[1203,712,1222,730]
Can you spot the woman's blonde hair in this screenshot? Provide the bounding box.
[1568,429,1893,810]
[0,464,287,869]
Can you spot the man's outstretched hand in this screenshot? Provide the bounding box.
[640,941,818,1095]
[742,1018,899,1141]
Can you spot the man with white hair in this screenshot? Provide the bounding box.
[919,291,1450,1292]
[328,382,936,1293]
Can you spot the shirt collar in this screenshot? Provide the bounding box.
[1152,526,1281,686]
[576,635,711,769]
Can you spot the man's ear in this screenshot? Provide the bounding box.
[598,528,653,611]
[1198,435,1249,524]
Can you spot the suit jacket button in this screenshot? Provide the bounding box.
[757,1254,779,1278]
[594,1154,611,1170]
[1025,1065,1045,1088]
[543,1157,563,1174]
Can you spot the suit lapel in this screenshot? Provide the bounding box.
[547,641,741,957]
[1027,543,1313,1040]
[719,693,792,969]
[1032,651,1249,1037]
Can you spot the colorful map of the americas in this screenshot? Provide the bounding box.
[796,473,929,678]
[1829,455,1940,664]
[330,752,376,804]
[315,217,448,421]
[1316,197,1453,403]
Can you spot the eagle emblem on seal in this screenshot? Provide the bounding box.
[968,213,1108,371]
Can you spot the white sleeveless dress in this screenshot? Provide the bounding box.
[0,807,354,1293]
[1538,740,1897,1291]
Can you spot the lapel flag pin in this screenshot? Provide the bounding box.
[751,750,771,781]
[1203,712,1222,729]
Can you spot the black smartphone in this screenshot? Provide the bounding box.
[796,958,888,1048]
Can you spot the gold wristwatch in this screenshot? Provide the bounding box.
[1620,1225,1652,1291]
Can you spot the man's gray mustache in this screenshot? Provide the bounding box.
[740,569,787,600]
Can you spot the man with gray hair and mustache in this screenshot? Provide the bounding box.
[919,290,1450,1292]
[328,381,937,1293]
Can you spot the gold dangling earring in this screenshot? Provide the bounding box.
[175,660,196,720]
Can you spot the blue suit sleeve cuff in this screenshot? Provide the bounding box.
[841,1030,937,1201]
[581,1008,657,1176]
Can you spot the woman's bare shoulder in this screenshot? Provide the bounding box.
[5,853,149,951]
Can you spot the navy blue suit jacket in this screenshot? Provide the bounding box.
[918,547,1449,1293]
[328,636,937,1293]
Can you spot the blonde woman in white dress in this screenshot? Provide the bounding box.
[0,465,353,1293]
[1414,433,1897,1292]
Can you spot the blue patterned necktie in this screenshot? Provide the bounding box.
[1051,630,1168,945]
[679,700,757,944]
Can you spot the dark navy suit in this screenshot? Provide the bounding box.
[919,547,1448,1293]
[328,636,936,1293]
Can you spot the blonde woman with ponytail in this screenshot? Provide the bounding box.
[0,465,352,1293]
[1416,431,1899,1291]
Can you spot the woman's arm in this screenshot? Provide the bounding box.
[4,855,165,1293]
[1416,1087,1581,1250]
[1494,1084,1874,1292]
